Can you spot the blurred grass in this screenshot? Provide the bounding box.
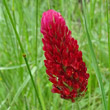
[0,0,110,110]
[106,0,110,109]
[82,0,107,110]
[3,0,45,109]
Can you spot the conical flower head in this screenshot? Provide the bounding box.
[41,10,89,102]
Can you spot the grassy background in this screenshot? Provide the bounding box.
[0,0,110,110]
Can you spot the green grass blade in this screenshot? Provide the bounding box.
[24,57,46,110]
[2,0,46,110]
[82,1,107,110]
[2,0,24,53]
[108,86,110,110]
[47,0,50,9]
[106,0,110,109]
[35,0,38,107]
[36,0,46,109]
[37,78,47,110]
[36,0,38,71]
[12,0,16,25]
[106,0,110,70]
[0,71,10,90]
[7,67,36,110]
[0,62,33,70]
[0,89,13,109]
[24,96,29,110]
[2,7,17,59]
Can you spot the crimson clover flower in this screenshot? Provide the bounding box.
[41,9,89,102]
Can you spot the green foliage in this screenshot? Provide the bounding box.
[0,0,109,110]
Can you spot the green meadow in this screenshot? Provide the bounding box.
[0,0,110,110]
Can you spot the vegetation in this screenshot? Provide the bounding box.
[0,0,109,110]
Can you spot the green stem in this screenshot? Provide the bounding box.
[0,71,10,90]
[2,0,45,110]
[36,0,38,69]
[3,0,24,53]
[106,0,110,110]
[82,1,107,110]
[47,0,50,9]
[12,0,16,24]
[35,0,38,107]
[106,0,110,69]
[76,101,80,110]
[24,96,29,110]
[2,7,17,60]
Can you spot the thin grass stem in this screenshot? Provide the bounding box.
[76,101,80,110]
[106,0,110,109]
[2,0,46,110]
[82,1,107,110]
[35,0,38,107]
[47,0,50,9]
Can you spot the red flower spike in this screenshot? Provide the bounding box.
[41,9,89,102]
